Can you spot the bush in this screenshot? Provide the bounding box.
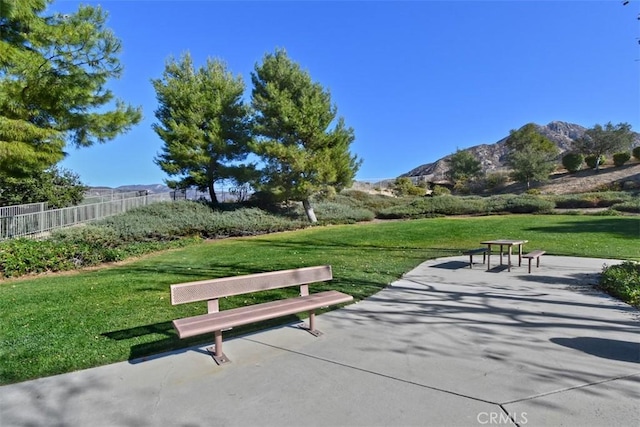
[611,199,640,214]
[613,152,631,167]
[378,195,474,219]
[585,154,606,169]
[486,195,554,214]
[633,146,640,161]
[562,153,584,173]
[377,194,554,219]
[304,201,375,224]
[392,177,426,197]
[599,261,640,307]
[337,190,400,214]
[551,192,631,209]
[483,172,510,191]
[431,185,451,196]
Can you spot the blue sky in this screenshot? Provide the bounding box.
[55,0,640,188]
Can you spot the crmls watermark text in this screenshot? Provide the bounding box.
[477,411,528,425]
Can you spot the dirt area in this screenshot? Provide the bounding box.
[537,161,640,195]
[485,161,640,195]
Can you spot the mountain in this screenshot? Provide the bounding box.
[402,121,640,183]
[115,184,172,194]
[85,184,172,196]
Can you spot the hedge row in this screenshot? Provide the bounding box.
[377,195,555,219]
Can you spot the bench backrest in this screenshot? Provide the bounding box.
[170,265,333,305]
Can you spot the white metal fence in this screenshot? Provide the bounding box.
[0,192,175,240]
[0,202,49,218]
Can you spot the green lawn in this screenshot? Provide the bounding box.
[1,215,638,384]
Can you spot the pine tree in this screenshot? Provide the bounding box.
[251,49,361,222]
[0,0,141,178]
[152,54,253,204]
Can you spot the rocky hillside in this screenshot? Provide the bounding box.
[403,121,640,183]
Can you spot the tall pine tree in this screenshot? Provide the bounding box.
[251,49,361,222]
[152,53,253,204]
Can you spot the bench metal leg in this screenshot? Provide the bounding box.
[526,256,541,274]
[301,310,323,337]
[468,252,487,269]
[207,330,230,365]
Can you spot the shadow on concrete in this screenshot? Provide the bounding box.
[430,261,470,270]
[550,337,640,363]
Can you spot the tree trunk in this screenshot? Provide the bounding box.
[302,198,317,223]
[208,181,219,205]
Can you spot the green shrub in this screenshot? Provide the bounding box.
[613,152,631,167]
[633,146,640,161]
[594,182,623,192]
[493,195,554,214]
[551,192,631,209]
[304,201,375,224]
[377,194,553,219]
[585,154,606,169]
[431,185,451,196]
[378,195,478,219]
[611,199,640,214]
[562,153,584,173]
[392,177,426,197]
[336,190,400,213]
[483,171,510,190]
[0,239,75,277]
[599,261,640,307]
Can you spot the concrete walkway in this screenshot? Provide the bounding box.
[1,256,639,427]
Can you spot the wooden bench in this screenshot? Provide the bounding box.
[522,250,546,273]
[463,248,488,269]
[170,265,353,364]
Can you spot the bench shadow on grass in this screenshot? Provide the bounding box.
[102,315,313,364]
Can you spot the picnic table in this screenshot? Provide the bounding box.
[480,239,528,272]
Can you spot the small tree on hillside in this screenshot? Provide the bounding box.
[561,153,584,173]
[572,122,634,171]
[152,54,254,204]
[505,123,559,189]
[392,177,425,197]
[251,49,361,223]
[446,149,482,191]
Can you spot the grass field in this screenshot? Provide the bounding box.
[1,215,638,384]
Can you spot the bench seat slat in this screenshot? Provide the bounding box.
[522,250,545,273]
[522,250,545,258]
[464,248,487,255]
[173,290,353,339]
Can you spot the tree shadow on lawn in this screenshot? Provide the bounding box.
[524,217,639,239]
[550,337,640,363]
[115,243,462,284]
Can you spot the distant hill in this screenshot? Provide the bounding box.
[402,121,640,183]
[85,184,172,196]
